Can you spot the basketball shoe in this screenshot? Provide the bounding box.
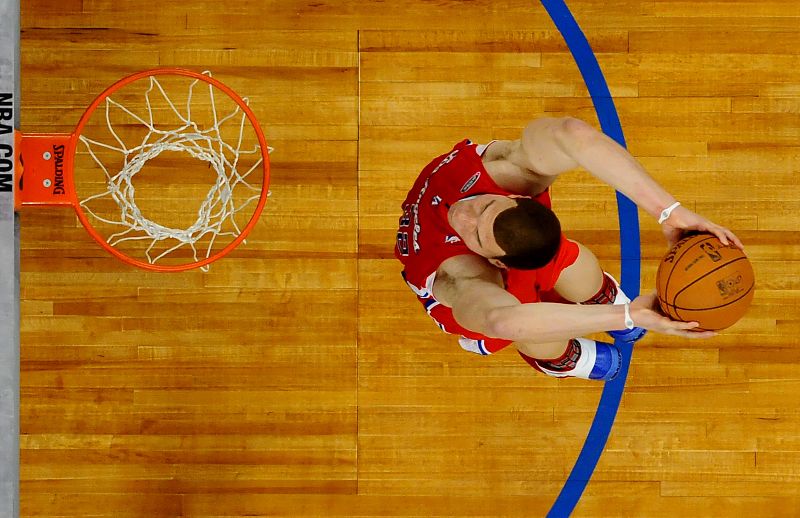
[518,338,622,381]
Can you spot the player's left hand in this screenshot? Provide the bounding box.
[661,205,744,250]
[630,292,717,339]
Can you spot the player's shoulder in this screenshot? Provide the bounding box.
[434,254,503,306]
[437,254,502,285]
[439,252,488,271]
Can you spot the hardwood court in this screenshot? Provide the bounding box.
[18,0,800,516]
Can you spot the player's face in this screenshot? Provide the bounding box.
[447,194,517,260]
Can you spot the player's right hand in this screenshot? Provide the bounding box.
[661,205,744,251]
[629,292,717,338]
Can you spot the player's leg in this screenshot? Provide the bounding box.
[459,334,610,378]
[553,241,646,342]
[516,338,621,381]
[515,340,572,360]
[552,241,604,302]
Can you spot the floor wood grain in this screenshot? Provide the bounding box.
[18,0,800,516]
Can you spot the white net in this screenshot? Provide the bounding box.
[75,71,271,270]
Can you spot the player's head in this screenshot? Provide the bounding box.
[447,194,561,269]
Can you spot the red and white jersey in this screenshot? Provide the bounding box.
[395,139,576,354]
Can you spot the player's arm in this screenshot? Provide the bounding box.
[506,117,743,249]
[433,254,711,343]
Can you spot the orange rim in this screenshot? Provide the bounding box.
[68,68,271,272]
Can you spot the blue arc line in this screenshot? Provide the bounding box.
[539,1,642,516]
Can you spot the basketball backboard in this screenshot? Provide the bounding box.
[0,0,20,516]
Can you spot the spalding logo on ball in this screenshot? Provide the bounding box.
[656,233,754,331]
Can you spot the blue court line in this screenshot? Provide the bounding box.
[539,1,642,516]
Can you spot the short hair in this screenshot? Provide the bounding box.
[492,198,562,270]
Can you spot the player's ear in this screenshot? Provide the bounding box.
[488,258,508,270]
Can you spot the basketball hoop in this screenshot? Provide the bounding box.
[15,68,271,272]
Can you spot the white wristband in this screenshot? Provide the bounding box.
[658,201,681,224]
[624,302,635,330]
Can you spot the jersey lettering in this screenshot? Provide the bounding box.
[399,205,412,227]
[404,149,461,256]
[396,232,409,256]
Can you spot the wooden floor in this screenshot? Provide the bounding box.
[18,0,800,516]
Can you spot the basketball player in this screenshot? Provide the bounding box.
[395,117,743,381]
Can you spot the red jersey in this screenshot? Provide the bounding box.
[395,140,579,354]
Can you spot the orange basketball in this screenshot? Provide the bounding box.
[656,233,754,331]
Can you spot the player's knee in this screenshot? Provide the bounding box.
[484,306,512,339]
[554,242,604,302]
[515,340,570,360]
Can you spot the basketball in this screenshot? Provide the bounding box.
[656,233,754,331]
